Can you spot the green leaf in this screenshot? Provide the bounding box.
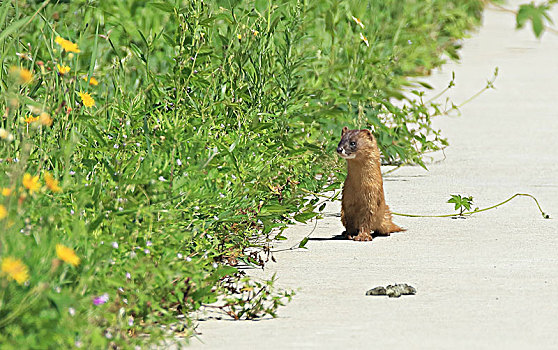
[325,10,334,34]
[298,237,309,249]
[212,266,238,279]
[293,211,317,223]
[417,81,433,89]
[516,5,531,29]
[255,0,268,14]
[150,2,175,13]
[531,13,544,37]
[0,16,31,43]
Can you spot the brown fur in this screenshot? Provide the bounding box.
[337,127,404,241]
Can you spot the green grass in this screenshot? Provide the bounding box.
[0,0,482,347]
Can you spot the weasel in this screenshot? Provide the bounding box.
[337,127,404,241]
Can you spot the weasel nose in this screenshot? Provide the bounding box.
[336,147,343,154]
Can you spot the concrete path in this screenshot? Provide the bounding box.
[188,2,558,349]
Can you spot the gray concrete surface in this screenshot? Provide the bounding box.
[187,2,558,349]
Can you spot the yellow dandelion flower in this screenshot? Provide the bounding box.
[22,173,40,194]
[24,115,39,124]
[9,66,33,84]
[57,64,71,75]
[2,188,12,196]
[56,244,80,266]
[78,91,95,107]
[0,204,7,220]
[1,257,29,285]
[237,34,242,40]
[39,112,53,126]
[82,76,99,86]
[44,172,62,193]
[55,36,81,53]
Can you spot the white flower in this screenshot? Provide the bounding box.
[351,16,365,29]
[111,242,119,249]
[186,257,192,262]
[360,32,369,47]
[158,176,167,181]
[146,241,152,247]
[177,253,183,259]
[144,249,150,254]
[68,307,76,316]
[176,159,182,166]
[212,263,218,268]
[126,272,131,279]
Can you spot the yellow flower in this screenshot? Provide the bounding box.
[39,112,53,126]
[44,172,62,193]
[56,244,80,266]
[9,66,33,84]
[22,173,40,194]
[55,36,81,53]
[2,188,12,196]
[237,34,242,40]
[57,64,71,75]
[82,76,99,86]
[0,204,7,220]
[78,91,95,107]
[24,115,39,124]
[1,257,29,285]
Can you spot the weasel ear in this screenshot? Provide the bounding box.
[341,126,348,136]
[362,129,374,139]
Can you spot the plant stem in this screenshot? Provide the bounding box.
[392,193,550,219]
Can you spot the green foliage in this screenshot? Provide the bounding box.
[516,1,556,37]
[0,0,483,347]
[447,194,474,216]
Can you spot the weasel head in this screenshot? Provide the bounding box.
[336,126,378,161]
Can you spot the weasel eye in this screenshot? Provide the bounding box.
[349,141,356,147]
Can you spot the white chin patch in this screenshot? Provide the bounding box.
[339,152,356,159]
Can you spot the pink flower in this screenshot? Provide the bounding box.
[93,293,109,305]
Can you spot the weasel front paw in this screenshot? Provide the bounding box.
[350,232,373,241]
